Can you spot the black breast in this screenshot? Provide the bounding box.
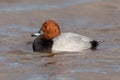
[32,35,53,52]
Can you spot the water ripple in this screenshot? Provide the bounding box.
[0,0,101,12]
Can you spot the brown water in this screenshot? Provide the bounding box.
[0,0,120,80]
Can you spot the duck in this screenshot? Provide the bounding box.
[31,20,99,53]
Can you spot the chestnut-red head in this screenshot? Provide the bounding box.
[39,20,61,40]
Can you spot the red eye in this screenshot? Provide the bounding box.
[43,23,47,28]
[44,25,47,28]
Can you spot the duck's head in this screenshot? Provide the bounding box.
[31,20,61,40]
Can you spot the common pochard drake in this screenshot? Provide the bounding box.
[31,20,99,53]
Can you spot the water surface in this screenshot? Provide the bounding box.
[0,0,120,80]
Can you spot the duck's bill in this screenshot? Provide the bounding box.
[31,28,43,37]
[31,33,41,37]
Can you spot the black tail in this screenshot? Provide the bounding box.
[90,40,99,50]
